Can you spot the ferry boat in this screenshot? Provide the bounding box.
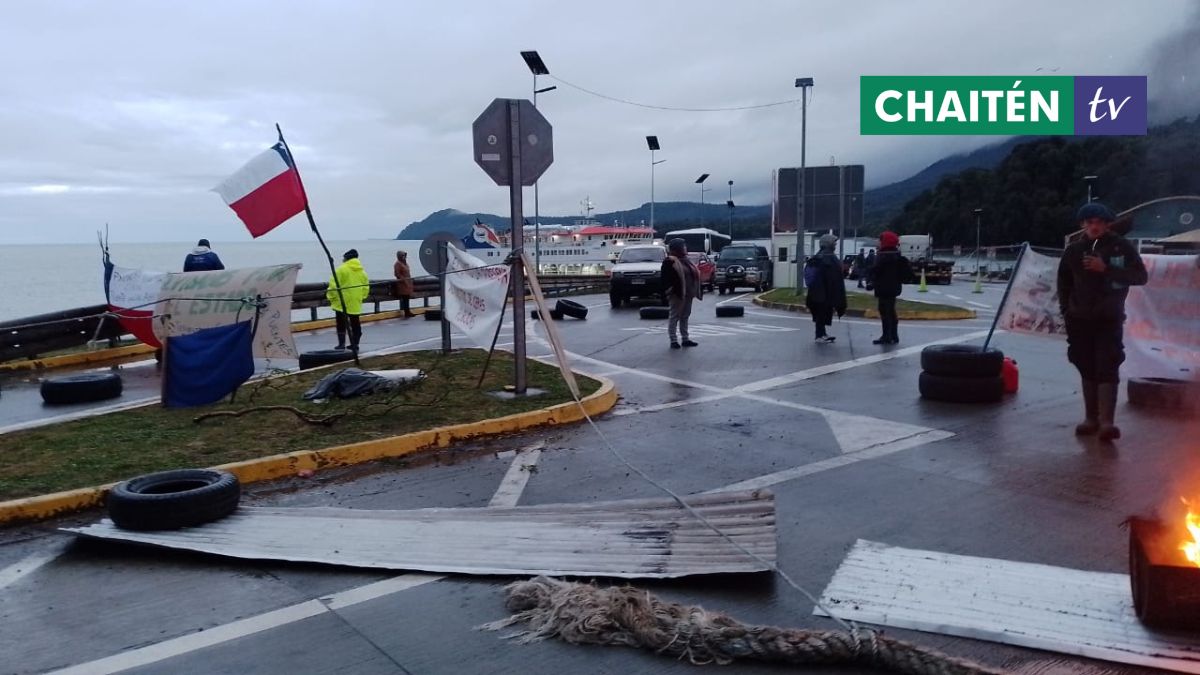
[458,199,660,275]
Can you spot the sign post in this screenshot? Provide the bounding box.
[419,231,460,355]
[473,98,553,395]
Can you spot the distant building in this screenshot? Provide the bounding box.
[1065,196,1200,252]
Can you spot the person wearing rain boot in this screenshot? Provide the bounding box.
[327,249,371,352]
[867,231,910,345]
[1057,202,1147,442]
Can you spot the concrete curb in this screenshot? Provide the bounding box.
[752,296,975,321]
[0,375,617,526]
[0,308,428,374]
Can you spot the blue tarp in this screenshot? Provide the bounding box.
[163,322,254,408]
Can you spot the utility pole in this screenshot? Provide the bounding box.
[794,77,813,292]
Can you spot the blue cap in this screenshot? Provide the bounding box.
[1076,202,1115,223]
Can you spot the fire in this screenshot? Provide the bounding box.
[1180,500,1200,567]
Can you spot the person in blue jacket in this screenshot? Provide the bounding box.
[183,239,225,272]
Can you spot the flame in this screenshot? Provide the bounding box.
[1180,500,1200,568]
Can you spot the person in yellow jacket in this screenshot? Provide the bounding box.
[327,249,370,351]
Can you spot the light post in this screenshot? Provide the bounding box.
[794,77,813,292]
[727,180,734,238]
[850,195,859,249]
[695,173,710,227]
[647,136,664,230]
[521,50,555,271]
[973,207,984,293]
[1083,175,1098,203]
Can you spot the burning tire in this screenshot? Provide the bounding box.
[107,469,240,531]
[918,371,1004,404]
[424,308,442,321]
[715,305,745,318]
[920,345,1004,378]
[298,349,356,370]
[556,299,588,320]
[640,307,669,320]
[1127,377,1198,411]
[40,372,123,405]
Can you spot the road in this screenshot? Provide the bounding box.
[0,282,1184,675]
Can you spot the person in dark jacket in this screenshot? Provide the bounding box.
[183,239,225,272]
[804,234,848,343]
[854,250,868,288]
[661,238,702,349]
[1057,202,1147,442]
[867,231,910,345]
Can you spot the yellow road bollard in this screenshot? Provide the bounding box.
[918,268,928,292]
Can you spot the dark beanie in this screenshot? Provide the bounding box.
[1076,202,1115,223]
[197,238,210,247]
[668,238,687,254]
[344,249,359,260]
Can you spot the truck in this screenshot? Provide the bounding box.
[898,234,953,285]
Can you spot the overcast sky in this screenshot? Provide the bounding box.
[0,0,1195,244]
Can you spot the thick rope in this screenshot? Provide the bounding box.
[483,577,1007,675]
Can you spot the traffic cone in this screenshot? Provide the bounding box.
[973,271,984,294]
[918,269,928,292]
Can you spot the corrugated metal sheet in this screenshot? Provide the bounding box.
[63,490,775,579]
[817,540,1200,674]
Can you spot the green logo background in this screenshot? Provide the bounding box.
[861,76,1074,135]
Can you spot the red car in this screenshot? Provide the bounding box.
[687,252,716,292]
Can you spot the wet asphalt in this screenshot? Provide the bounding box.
[1,280,1191,675]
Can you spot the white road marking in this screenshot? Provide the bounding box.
[610,394,732,417]
[50,443,545,674]
[708,430,955,493]
[946,294,963,301]
[967,301,992,309]
[715,292,754,306]
[0,541,70,592]
[743,310,984,330]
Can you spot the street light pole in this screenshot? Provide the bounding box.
[647,136,663,231]
[1083,174,1098,203]
[794,77,813,292]
[973,207,984,294]
[695,173,710,227]
[838,165,845,259]
[727,180,734,238]
[521,50,553,273]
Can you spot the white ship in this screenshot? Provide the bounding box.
[460,198,660,275]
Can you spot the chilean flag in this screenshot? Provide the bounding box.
[103,255,166,348]
[213,140,308,238]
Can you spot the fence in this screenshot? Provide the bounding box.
[0,274,607,364]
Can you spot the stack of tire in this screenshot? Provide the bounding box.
[1128,378,1200,413]
[918,345,1005,404]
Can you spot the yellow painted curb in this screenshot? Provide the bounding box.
[0,375,617,526]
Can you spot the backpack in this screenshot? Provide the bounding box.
[803,260,821,290]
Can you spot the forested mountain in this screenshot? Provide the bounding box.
[888,116,1200,246]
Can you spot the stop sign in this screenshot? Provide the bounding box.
[472,98,553,187]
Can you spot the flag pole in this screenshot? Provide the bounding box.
[275,124,360,365]
[982,242,1027,351]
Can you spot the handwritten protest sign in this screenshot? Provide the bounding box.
[154,264,301,359]
[444,247,510,348]
[1124,254,1200,381]
[994,247,1067,338]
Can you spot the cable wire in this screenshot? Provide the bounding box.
[549,75,804,112]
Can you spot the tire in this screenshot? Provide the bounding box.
[530,310,543,320]
[715,305,745,318]
[1128,377,1199,411]
[107,469,240,530]
[40,372,123,405]
[609,292,622,309]
[556,299,588,320]
[424,308,442,321]
[920,344,1005,378]
[1129,521,1173,627]
[550,309,564,320]
[640,306,669,320]
[918,371,1004,403]
[298,349,356,370]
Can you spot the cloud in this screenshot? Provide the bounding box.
[0,0,1193,243]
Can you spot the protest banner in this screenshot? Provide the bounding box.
[1124,254,1200,380]
[154,264,301,359]
[994,246,1067,338]
[444,247,511,348]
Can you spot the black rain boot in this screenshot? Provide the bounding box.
[1074,379,1099,436]
[1097,382,1121,441]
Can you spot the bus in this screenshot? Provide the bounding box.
[662,228,732,256]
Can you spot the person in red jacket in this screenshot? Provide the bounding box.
[1057,202,1148,442]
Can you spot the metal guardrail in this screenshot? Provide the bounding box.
[0,274,608,363]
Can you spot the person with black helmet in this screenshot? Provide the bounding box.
[1057,202,1148,442]
[183,238,225,272]
[327,249,370,352]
